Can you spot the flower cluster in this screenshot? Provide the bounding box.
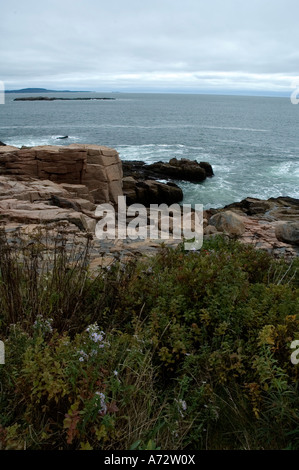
[95,391,107,415]
[33,315,53,335]
[78,323,106,362]
[86,323,105,345]
[175,398,187,417]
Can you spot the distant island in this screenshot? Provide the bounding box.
[6,88,90,93]
[8,88,115,101]
[13,96,116,101]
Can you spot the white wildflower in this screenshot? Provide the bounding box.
[175,398,187,417]
[90,331,104,343]
[95,391,107,415]
[179,399,187,411]
[33,315,53,334]
[86,323,105,341]
[78,350,88,361]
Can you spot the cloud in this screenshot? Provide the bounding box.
[2,0,299,93]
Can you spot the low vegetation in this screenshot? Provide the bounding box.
[0,229,298,450]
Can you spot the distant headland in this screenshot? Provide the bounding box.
[13,96,116,101]
[5,88,90,93]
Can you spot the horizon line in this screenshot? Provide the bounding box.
[4,87,291,98]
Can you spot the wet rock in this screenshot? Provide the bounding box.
[223,197,271,215]
[147,158,207,182]
[123,176,183,206]
[199,161,214,177]
[123,157,213,183]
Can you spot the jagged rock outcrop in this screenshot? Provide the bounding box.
[146,158,207,182]
[205,196,299,257]
[0,144,297,262]
[122,157,213,205]
[221,196,299,220]
[122,158,214,183]
[122,176,183,206]
[0,144,123,205]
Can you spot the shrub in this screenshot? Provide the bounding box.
[0,234,298,450]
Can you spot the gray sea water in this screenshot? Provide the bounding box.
[1,92,299,209]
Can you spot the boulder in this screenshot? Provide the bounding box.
[199,161,214,177]
[209,210,246,236]
[147,158,207,182]
[275,222,299,245]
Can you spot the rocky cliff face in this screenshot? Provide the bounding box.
[0,144,297,266]
[0,144,123,205]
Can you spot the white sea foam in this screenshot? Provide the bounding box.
[199,125,269,132]
[6,135,79,148]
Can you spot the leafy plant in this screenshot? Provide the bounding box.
[0,233,298,450]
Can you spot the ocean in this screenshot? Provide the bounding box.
[1,92,299,209]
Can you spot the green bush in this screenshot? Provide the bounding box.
[0,234,298,450]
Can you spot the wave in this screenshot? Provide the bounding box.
[5,135,79,148]
[200,126,269,132]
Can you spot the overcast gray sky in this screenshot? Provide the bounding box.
[2,0,299,93]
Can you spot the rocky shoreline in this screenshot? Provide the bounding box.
[0,143,298,269]
[121,158,213,206]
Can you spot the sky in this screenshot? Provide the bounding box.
[2,0,299,95]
